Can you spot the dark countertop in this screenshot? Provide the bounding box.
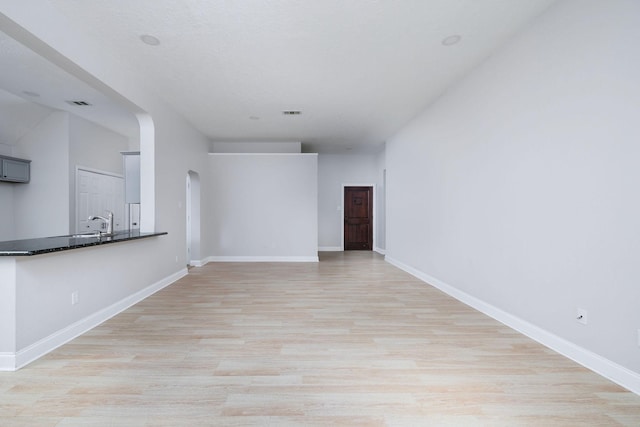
[0,231,167,256]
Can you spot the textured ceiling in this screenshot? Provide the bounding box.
[5,0,558,152]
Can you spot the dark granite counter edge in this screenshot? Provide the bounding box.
[0,231,168,256]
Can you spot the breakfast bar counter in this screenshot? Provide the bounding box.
[0,230,176,371]
[0,231,168,256]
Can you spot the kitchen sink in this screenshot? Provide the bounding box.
[70,233,103,238]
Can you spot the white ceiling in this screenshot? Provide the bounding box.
[0,30,140,144]
[0,88,52,148]
[3,0,558,153]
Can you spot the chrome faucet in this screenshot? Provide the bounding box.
[89,211,114,235]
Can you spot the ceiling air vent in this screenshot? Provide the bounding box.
[65,100,92,106]
[282,110,301,115]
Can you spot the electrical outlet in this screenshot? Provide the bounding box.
[71,291,79,305]
[576,308,588,325]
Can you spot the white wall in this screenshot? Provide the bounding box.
[0,258,17,354]
[211,141,301,153]
[208,153,318,261]
[0,140,14,240]
[0,183,14,241]
[0,97,55,241]
[150,102,211,274]
[12,111,69,239]
[0,142,14,156]
[3,111,129,240]
[317,153,381,251]
[375,148,386,252]
[0,93,73,241]
[69,115,129,174]
[12,239,164,351]
[68,114,130,231]
[385,0,640,390]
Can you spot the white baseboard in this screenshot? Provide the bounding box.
[207,256,319,263]
[318,246,343,252]
[189,259,206,267]
[385,256,640,396]
[1,268,188,371]
[0,353,14,371]
[318,247,386,254]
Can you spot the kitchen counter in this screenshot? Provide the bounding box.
[0,230,167,256]
[0,229,178,371]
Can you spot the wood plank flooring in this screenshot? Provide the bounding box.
[1,251,639,426]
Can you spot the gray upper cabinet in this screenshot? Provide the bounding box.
[0,155,31,183]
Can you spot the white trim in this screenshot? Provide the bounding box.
[0,352,14,370]
[342,183,376,251]
[318,246,343,252]
[138,113,155,233]
[186,173,192,266]
[75,165,123,179]
[384,256,640,395]
[186,170,202,268]
[208,153,318,156]
[0,268,188,372]
[207,256,319,263]
[189,259,206,267]
[374,247,386,255]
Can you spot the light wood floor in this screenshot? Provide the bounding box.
[2,251,639,426]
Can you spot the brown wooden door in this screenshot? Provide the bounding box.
[344,186,373,250]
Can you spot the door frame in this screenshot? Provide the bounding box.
[341,183,376,251]
[186,170,201,267]
[186,173,191,266]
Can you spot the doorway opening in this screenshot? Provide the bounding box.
[343,185,374,251]
[186,170,201,267]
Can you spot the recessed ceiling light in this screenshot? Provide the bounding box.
[441,35,461,46]
[22,90,40,97]
[140,34,160,46]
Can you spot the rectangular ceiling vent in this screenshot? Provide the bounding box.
[65,100,92,106]
[282,110,301,115]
